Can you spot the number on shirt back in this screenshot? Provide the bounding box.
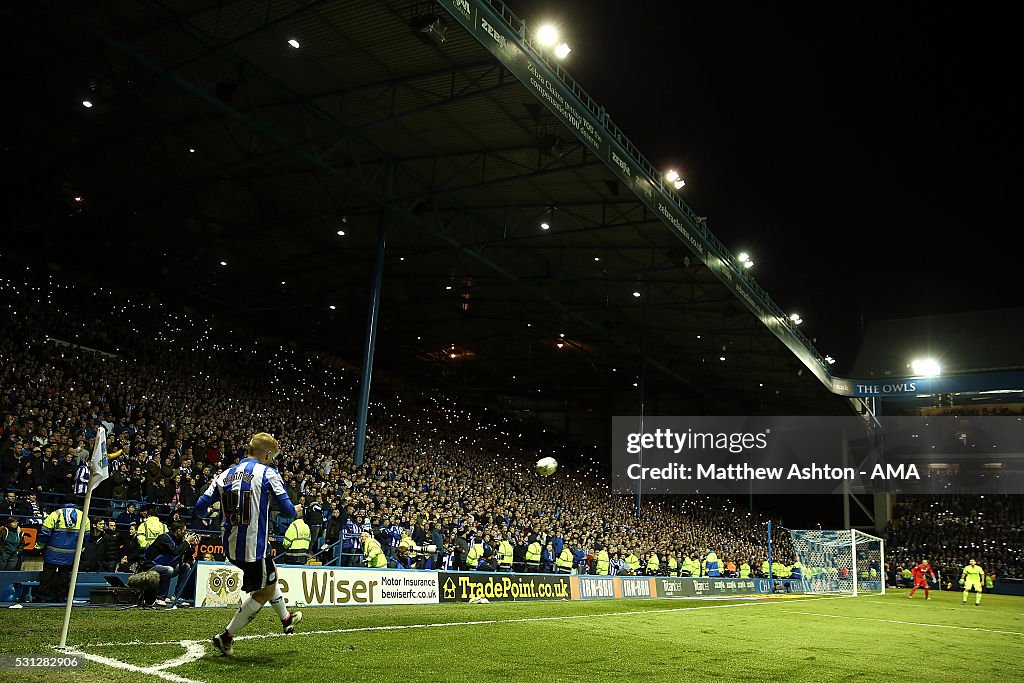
[222,488,253,525]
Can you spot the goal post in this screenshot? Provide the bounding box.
[787,528,885,596]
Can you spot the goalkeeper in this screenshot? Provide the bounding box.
[907,559,936,600]
[960,558,984,606]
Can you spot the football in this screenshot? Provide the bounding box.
[535,456,558,476]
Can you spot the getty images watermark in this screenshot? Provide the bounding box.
[611,416,1024,495]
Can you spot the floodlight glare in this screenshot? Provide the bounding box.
[554,42,572,59]
[743,259,753,268]
[911,358,941,377]
[288,39,300,48]
[537,24,559,46]
[82,100,93,108]
[738,252,749,263]
[632,291,641,298]
[664,169,684,188]
[789,313,802,325]
[540,222,550,230]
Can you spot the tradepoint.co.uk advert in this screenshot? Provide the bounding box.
[611,416,1024,495]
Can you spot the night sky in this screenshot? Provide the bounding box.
[506,1,1019,528]
[510,0,1020,375]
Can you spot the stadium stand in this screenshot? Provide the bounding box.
[1,275,795,602]
[886,495,1023,581]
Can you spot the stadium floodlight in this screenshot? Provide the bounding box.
[536,24,559,46]
[738,252,754,269]
[554,42,572,59]
[911,358,941,377]
[288,39,300,48]
[540,222,550,230]
[664,169,685,189]
[825,355,836,365]
[410,14,448,46]
[789,313,803,325]
[632,291,641,298]
[82,100,93,108]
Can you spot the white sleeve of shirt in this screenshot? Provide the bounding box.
[266,468,287,498]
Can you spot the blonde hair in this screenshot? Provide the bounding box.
[246,432,280,460]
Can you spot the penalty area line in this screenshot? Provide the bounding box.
[85,595,847,649]
[781,611,1024,638]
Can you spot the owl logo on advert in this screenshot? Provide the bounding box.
[202,567,243,607]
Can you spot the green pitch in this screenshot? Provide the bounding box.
[1,591,1021,682]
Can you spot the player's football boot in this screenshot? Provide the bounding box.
[213,631,234,656]
[283,610,303,635]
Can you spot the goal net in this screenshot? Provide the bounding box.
[787,529,885,596]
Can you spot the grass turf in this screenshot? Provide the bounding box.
[0,590,1021,682]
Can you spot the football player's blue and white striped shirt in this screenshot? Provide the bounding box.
[195,458,296,562]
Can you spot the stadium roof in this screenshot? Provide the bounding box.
[4,0,851,426]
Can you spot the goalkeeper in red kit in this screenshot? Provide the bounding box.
[907,559,936,599]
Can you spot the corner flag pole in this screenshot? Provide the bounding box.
[58,426,111,648]
[58,474,97,648]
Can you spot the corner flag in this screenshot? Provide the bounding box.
[89,426,109,490]
[59,424,109,648]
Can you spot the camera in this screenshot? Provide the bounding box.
[411,544,437,554]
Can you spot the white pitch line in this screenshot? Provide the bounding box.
[83,595,845,648]
[151,641,208,671]
[782,610,1024,637]
[57,646,205,683]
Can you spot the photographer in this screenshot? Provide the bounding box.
[390,544,414,570]
[430,522,445,568]
[117,522,143,572]
[80,519,108,572]
[103,518,123,571]
[140,522,197,605]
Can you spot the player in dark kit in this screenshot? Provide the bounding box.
[907,559,936,600]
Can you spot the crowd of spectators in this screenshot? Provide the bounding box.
[5,275,1020,592]
[4,272,1023,595]
[886,494,1023,581]
[0,274,800,580]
